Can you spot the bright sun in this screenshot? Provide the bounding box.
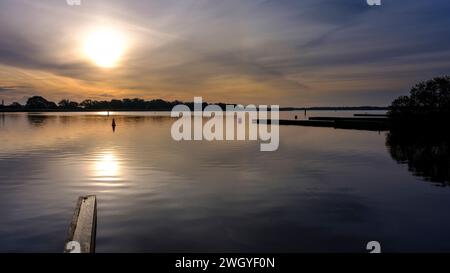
[83,28,126,68]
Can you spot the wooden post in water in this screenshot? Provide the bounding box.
[64,195,97,253]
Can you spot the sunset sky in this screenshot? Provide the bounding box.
[1,0,450,106]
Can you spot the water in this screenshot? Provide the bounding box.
[0,111,450,252]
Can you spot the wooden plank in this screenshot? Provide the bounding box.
[309,116,388,122]
[64,195,97,253]
[256,119,390,131]
[354,114,388,117]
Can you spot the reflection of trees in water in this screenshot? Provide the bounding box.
[26,114,56,127]
[102,115,172,126]
[123,116,169,124]
[386,129,450,186]
[26,114,173,127]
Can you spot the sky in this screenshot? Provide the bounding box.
[0,0,450,107]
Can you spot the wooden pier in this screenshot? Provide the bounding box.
[308,116,387,122]
[64,195,97,253]
[257,116,390,131]
[354,113,388,117]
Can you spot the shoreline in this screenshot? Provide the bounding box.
[0,108,388,113]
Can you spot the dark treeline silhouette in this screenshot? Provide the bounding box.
[386,76,450,185]
[388,76,450,127]
[0,96,386,112]
[0,96,232,111]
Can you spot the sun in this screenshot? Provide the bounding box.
[83,28,126,68]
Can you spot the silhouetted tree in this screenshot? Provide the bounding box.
[80,99,94,109]
[1,101,23,110]
[26,96,57,109]
[387,77,450,184]
[58,99,79,109]
[388,76,450,126]
[10,102,22,108]
[110,99,123,109]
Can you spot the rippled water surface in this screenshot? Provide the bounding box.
[1,111,450,252]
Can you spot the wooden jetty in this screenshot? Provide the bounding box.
[305,116,389,130]
[354,113,388,117]
[308,116,387,122]
[64,195,97,253]
[257,116,390,131]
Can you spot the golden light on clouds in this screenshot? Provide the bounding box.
[83,28,127,68]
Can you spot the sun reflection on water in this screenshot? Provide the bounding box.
[93,152,121,184]
[96,111,112,116]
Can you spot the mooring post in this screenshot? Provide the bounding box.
[64,195,97,253]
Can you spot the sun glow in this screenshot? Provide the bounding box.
[83,28,126,68]
[94,152,120,179]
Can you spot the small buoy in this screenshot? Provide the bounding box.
[112,119,116,127]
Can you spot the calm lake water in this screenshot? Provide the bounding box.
[1,111,450,252]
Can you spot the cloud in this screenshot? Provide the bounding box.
[0,0,450,106]
[0,85,30,92]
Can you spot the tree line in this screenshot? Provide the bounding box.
[0,96,230,111]
[388,76,450,127]
[1,76,449,117]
